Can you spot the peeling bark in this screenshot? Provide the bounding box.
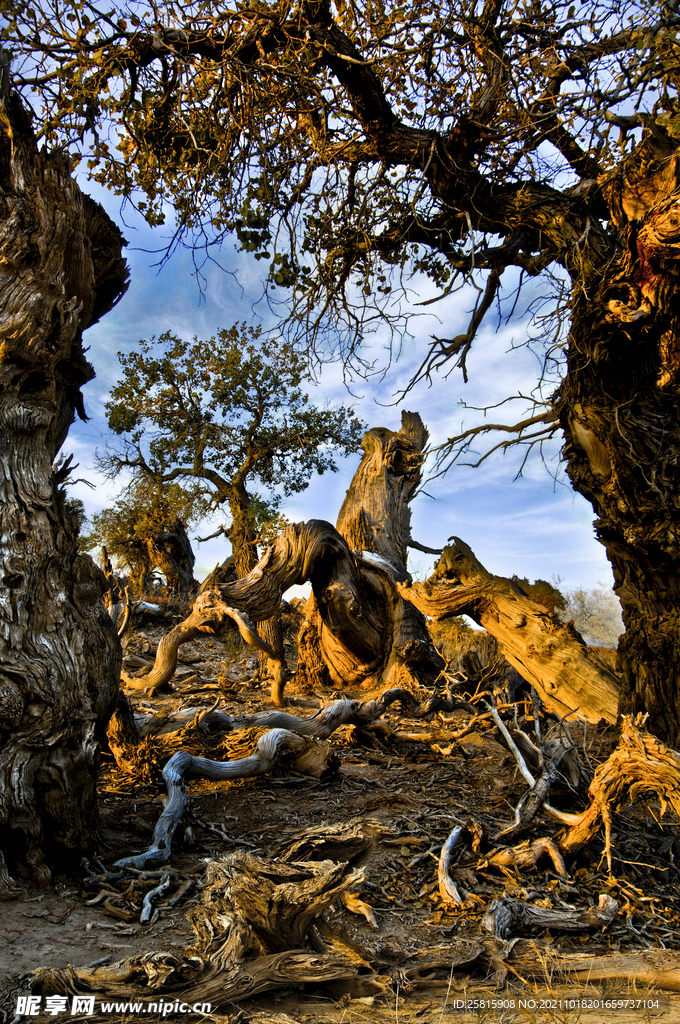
[0,94,128,885]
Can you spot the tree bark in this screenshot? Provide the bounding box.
[229,481,288,694]
[297,411,443,692]
[401,538,620,723]
[557,130,680,745]
[146,517,196,598]
[0,93,128,888]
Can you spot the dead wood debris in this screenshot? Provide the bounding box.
[28,666,680,1016]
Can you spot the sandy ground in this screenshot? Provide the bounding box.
[1,630,679,1024]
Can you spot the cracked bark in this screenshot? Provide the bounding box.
[0,93,128,889]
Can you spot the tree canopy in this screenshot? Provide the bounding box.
[102,324,365,572]
[6,0,676,365]
[6,0,680,741]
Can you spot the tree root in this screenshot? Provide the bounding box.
[557,713,680,870]
[33,852,386,1006]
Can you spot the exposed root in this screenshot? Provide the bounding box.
[113,730,334,870]
[558,714,680,871]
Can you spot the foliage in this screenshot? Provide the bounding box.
[511,576,567,617]
[559,585,625,648]
[83,478,207,587]
[4,0,675,373]
[101,324,365,566]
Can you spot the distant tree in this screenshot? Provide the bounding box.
[560,586,625,649]
[102,325,365,578]
[85,480,209,597]
[101,325,365,663]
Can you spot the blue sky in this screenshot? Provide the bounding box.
[68,181,614,594]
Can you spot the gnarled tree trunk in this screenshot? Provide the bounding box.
[402,538,620,723]
[146,516,196,599]
[0,93,128,890]
[558,130,680,745]
[296,411,443,693]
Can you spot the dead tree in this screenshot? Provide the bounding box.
[146,517,196,599]
[130,513,444,705]
[296,411,444,694]
[401,538,621,723]
[0,92,128,891]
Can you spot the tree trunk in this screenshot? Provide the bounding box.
[228,482,287,694]
[297,411,443,692]
[0,93,128,889]
[557,129,680,745]
[401,538,620,723]
[146,517,196,598]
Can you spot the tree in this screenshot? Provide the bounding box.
[0,90,128,891]
[560,586,625,648]
[102,325,365,668]
[4,0,680,741]
[103,326,364,572]
[84,480,209,597]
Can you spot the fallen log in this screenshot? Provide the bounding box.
[33,852,386,1005]
[507,943,680,992]
[481,894,618,939]
[400,538,620,723]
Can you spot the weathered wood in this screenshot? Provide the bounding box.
[112,686,469,860]
[558,714,680,868]
[481,893,618,939]
[401,538,620,723]
[336,410,429,568]
[121,589,278,696]
[297,411,444,694]
[507,943,680,991]
[146,517,196,598]
[34,852,382,1005]
[113,729,334,869]
[0,92,128,885]
[135,517,443,702]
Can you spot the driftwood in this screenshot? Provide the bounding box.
[401,538,620,723]
[33,852,384,1006]
[481,893,619,938]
